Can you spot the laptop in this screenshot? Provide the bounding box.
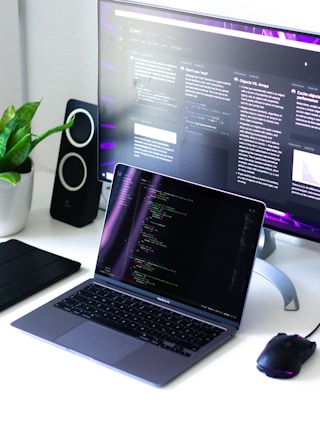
[12,164,265,386]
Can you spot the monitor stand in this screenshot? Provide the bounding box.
[253,228,299,311]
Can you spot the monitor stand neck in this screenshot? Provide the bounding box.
[253,228,299,311]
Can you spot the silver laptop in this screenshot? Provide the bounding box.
[12,164,265,386]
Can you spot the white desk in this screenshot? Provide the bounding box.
[1,171,319,427]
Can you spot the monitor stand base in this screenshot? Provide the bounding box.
[253,228,299,311]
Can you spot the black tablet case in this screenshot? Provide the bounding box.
[0,239,81,311]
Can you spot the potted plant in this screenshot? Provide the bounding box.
[0,100,74,236]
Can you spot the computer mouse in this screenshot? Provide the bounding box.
[256,333,316,378]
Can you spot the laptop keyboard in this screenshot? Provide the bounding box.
[54,283,225,357]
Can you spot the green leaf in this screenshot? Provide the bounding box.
[6,123,31,152]
[0,133,31,172]
[0,102,40,154]
[14,101,41,129]
[0,171,20,185]
[0,104,15,132]
[0,102,40,157]
[0,116,17,157]
[30,115,75,150]
[0,100,74,177]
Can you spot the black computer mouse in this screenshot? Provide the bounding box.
[256,333,316,378]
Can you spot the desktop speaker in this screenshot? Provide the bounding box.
[50,99,102,227]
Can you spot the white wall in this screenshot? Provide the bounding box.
[19,0,320,172]
[0,0,22,113]
[18,0,98,171]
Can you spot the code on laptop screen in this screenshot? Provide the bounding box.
[96,164,265,324]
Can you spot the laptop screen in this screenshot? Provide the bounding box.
[96,164,265,326]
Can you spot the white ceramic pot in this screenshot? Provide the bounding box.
[0,160,34,237]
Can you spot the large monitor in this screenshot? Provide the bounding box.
[98,0,320,308]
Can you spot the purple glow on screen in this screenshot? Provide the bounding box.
[100,141,115,149]
[101,96,115,104]
[100,161,115,167]
[210,20,320,45]
[265,210,320,238]
[101,60,115,72]
[101,123,115,129]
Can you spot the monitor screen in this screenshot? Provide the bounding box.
[98,0,320,244]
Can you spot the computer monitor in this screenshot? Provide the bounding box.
[98,0,320,309]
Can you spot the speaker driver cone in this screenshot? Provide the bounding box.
[58,152,87,192]
[65,108,95,148]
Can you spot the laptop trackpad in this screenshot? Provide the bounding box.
[55,321,143,364]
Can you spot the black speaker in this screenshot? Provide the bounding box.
[50,99,102,227]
